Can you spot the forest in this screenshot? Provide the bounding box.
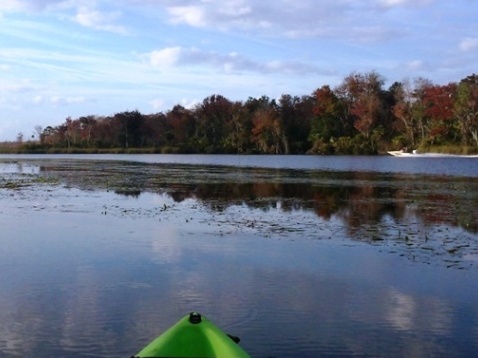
[12,71,478,155]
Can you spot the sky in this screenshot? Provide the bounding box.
[0,0,477,141]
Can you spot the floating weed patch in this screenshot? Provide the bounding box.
[1,171,60,192]
[2,158,478,270]
[1,181,24,190]
[32,176,60,184]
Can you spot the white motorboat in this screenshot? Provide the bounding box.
[387,150,478,158]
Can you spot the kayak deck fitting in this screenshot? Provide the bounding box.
[132,312,251,358]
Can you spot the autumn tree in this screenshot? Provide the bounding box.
[309,85,346,153]
[92,117,116,148]
[20,71,478,154]
[336,72,379,135]
[249,96,291,154]
[454,74,478,147]
[78,115,97,147]
[165,105,196,150]
[422,83,457,144]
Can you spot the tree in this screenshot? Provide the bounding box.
[143,113,168,148]
[249,96,292,154]
[199,95,234,153]
[78,116,97,147]
[16,132,23,144]
[309,86,344,153]
[422,83,457,144]
[222,101,253,154]
[410,77,434,142]
[338,71,386,138]
[390,80,417,147]
[454,74,478,147]
[34,125,43,144]
[113,110,144,148]
[166,105,196,150]
[276,94,312,154]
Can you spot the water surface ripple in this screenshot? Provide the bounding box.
[0,155,477,357]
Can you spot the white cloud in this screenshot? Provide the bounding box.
[0,0,428,43]
[0,0,25,12]
[404,60,429,71]
[0,0,70,12]
[378,0,434,8]
[146,46,328,75]
[385,289,416,331]
[73,5,127,34]
[50,95,86,105]
[150,98,164,111]
[1,1,128,33]
[148,47,182,68]
[32,95,43,104]
[0,79,36,93]
[160,0,400,42]
[180,98,199,109]
[168,6,206,27]
[459,37,478,52]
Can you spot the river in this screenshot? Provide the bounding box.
[0,154,477,357]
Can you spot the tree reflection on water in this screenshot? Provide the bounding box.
[1,158,478,357]
[27,159,478,268]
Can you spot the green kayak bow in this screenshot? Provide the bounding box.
[132,312,251,358]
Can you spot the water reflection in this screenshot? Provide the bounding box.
[1,158,478,357]
[26,160,478,268]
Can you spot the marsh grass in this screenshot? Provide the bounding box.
[417,144,478,155]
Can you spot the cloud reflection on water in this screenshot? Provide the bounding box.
[1,158,478,357]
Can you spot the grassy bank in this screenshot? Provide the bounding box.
[417,144,478,155]
[0,145,183,155]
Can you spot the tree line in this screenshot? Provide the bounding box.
[22,71,478,154]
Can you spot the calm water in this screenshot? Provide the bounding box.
[0,155,477,357]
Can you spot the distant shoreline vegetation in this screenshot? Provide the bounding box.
[2,71,478,155]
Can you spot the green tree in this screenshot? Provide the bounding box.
[113,110,144,148]
[390,80,417,147]
[195,95,233,153]
[222,101,253,154]
[454,74,478,147]
[309,85,345,153]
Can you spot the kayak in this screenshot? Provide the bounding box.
[132,312,251,358]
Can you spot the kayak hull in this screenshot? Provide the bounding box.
[133,312,251,358]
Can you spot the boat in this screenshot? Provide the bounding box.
[132,312,251,358]
[387,150,478,158]
[387,150,416,157]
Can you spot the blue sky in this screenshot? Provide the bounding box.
[0,0,477,141]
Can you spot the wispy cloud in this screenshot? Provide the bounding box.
[73,5,128,34]
[49,95,86,105]
[168,6,207,28]
[377,0,435,8]
[145,46,330,75]
[404,59,430,72]
[0,0,477,141]
[0,78,37,93]
[459,37,478,52]
[0,0,26,12]
[1,0,129,33]
[159,0,414,43]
